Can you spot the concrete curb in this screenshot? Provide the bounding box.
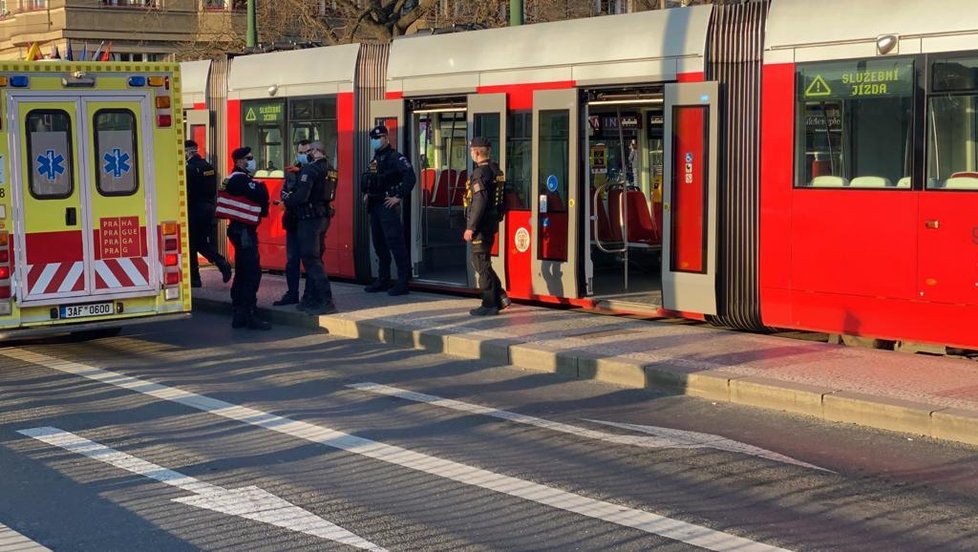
[193,298,978,448]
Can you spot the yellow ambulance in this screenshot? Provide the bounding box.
[0,61,191,338]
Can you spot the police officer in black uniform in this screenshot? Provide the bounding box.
[185,140,232,288]
[225,146,271,330]
[464,137,511,316]
[362,125,416,296]
[285,141,337,315]
[273,139,311,306]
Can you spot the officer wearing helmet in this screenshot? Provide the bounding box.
[184,139,231,288]
[361,125,416,296]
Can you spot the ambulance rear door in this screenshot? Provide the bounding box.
[84,95,158,298]
[9,92,158,307]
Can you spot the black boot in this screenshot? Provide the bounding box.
[217,259,233,283]
[231,307,248,328]
[246,308,271,331]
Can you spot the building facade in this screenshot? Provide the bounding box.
[0,0,245,61]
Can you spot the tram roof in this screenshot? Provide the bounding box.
[387,6,712,96]
[227,43,360,100]
[180,59,211,108]
[766,0,978,63]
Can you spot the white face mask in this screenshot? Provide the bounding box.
[245,159,257,173]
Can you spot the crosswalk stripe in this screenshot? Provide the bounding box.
[4,348,793,552]
[0,522,51,551]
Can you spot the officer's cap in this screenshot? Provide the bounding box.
[231,146,252,161]
[369,125,389,139]
[470,137,491,148]
[184,139,198,150]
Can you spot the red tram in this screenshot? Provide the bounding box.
[181,0,978,352]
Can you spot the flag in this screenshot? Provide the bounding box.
[25,42,41,61]
[91,41,105,61]
[100,42,112,62]
[51,44,61,60]
[80,42,88,61]
[66,40,73,61]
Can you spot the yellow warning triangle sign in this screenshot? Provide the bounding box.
[245,108,257,122]
[805,75,832,98]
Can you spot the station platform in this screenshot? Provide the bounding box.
[192,269,978,448]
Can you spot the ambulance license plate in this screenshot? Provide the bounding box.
[60,302,114,319]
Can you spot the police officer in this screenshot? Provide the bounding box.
[185,140,232,288]
[285,141,337,315]
[273,139,311,307]
[464,137,511,316]
[362,125,416,296]
[224,146,271,330]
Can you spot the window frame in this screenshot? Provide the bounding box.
[93,108,140,197]
[924,50,978,192]
[26,109,75,201]
[792,54,923,192]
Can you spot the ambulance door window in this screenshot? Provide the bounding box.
[26,110,74,199]
[94,109,139,196]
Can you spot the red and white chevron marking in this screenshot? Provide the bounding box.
[95,257,151,290]
[26,261,85,296]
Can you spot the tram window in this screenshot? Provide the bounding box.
[94,109,139,196]
[26,110,74,199]
[289,97,337,165]
[538,109,569,262]
[795,59,914,189]
[927,57,978,190]
[242,99,286,172]
[506,111,531,210]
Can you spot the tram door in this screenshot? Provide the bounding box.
[368,99,407,280]
[530,89,580,298]
[467,94,508,288]
[584,95,665,308]
[662,82,719,315]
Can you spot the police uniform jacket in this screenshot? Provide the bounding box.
[187,154,218,213]
[465,160,499,242]
[367,145,416,203]
[285,158,332,218]
[225,167,270,224]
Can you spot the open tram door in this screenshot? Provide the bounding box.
[662,82,719,315]
[467,93,508,288]
[368,99,409,280]
[530,89,580,299]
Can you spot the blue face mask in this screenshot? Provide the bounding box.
[297,153,309,165]
[370,138,383,150]
[245,159,257,174]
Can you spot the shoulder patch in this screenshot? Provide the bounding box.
[248,181,256,190]
[399,156,411,167]
[300,174,308,182]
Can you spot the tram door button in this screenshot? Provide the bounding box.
[925,219,940,230]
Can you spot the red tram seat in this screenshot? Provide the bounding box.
[452,170,467,206]
[421,168,437,205]
[624,189,658,245]
[594,192,621,243]
[811,159,832,178]
[607,189,625,242]
[433,169,457,206]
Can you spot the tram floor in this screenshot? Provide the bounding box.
[590,269,662,308]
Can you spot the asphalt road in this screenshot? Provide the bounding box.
[1,311,977,551]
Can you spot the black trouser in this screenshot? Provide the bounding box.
[297,216,332,305]
[188,206,226,280]
[368,201,410,286]
[471,232,503,309]
[227,222,261,311]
